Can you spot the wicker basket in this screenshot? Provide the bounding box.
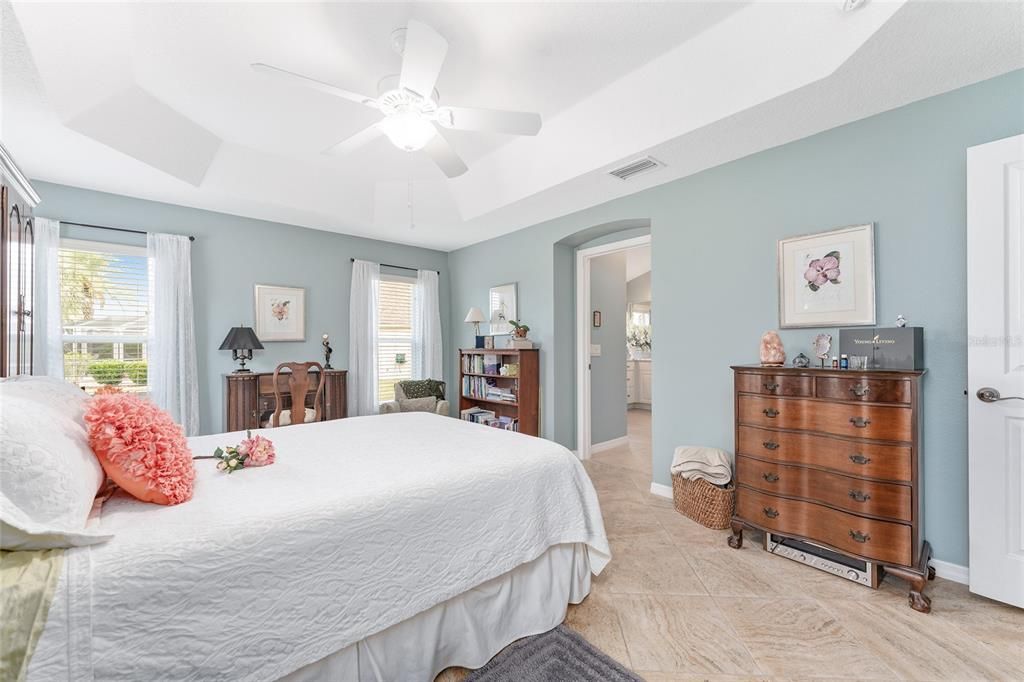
[671,473,735,530]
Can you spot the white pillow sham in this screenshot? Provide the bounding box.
[1,374,90,424]
[0,389,111,550]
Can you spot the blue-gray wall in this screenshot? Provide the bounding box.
[34,182,451,436]
[448,69,1024,566]
[589,251,627,444]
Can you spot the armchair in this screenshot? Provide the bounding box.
[380,380,449,416]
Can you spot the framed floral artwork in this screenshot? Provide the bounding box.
[254,284,305,341]
[777,224,875,328]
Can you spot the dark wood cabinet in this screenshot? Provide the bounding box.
[729,365,933,612]
[224,369,347,432]
[1,145,40,378]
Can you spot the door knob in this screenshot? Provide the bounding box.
[977,387,1024,403]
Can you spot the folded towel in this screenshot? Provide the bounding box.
[671,446,733,485]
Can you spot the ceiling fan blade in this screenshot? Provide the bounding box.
[398,20,448,99]
[437,106,542,136]
[322,124,384,156]
[251,63,377,108]
[422,128,468,178]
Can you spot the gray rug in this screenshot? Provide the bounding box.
[464,625,643,682]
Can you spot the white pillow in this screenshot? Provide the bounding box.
[0,374,90,424]
[0,392,111,550]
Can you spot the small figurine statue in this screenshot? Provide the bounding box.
[896,314,907,328]
[322,333,333,369]
[759,331,786,367]
[812,333,832,368]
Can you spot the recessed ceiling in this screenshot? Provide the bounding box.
[2,1,1021,251]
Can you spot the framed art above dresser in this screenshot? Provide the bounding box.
[728,365,934,612]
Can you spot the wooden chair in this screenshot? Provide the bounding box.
[271,361,324,428]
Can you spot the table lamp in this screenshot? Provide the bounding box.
[464,307,486,349]
[219,326,264,372]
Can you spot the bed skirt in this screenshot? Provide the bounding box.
[279,542,592,682]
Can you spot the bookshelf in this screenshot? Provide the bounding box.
[458,348,539,436]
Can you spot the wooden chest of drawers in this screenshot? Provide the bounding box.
[729,365,934,612]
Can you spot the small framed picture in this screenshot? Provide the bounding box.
[254,284,305,341]
[778,224,876,328]
[593,311,602,328]
[483,336,495,349]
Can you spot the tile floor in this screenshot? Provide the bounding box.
[440,409,1024,681]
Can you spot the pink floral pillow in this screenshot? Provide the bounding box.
[84,393,195,505]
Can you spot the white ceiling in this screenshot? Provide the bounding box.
[2,1,1021,251]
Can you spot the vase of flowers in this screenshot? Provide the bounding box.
[627,325,652,359]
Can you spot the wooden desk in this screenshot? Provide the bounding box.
[224,369,347,431]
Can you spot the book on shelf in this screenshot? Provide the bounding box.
[482,353,499,375]
[462,375,516,403]
[461,408,519,431]
[461,407,496,424]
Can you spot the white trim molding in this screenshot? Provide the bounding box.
[590,436,629,454]
[576,232,651,460]
[0,142,40,206]
[650,482,673,499]
[930,559,969,585]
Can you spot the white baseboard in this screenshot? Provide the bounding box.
[590,436,629,453]
[930,559,969,585]
[650,482,673,499]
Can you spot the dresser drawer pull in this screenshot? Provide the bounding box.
[849,416,871,428]
[849,384,872,397]
[848,489,871,502]
[849,529,871,543]
[763,507,779,519]
[762,472,780,483]
[849,453,872,465]
[763,408,780,418]
[762,441,780,450]
[763,382,780,393]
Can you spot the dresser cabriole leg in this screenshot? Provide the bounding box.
[885,541,933,613]
[728,521,744,549]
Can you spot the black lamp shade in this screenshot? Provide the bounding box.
[219,326,264,351]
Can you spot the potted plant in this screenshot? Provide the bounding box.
[508,320,530,339]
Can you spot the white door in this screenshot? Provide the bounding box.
[967,134,1024,607]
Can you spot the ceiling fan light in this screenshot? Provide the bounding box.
[379,112,435,152]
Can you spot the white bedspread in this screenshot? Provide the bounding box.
[29,413,609,682]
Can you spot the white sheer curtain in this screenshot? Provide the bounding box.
[147,233,199,435]
[32,218,63,378]
[412,269,442,381]
[348,259,380,416]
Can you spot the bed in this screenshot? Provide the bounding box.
[25,412,610,682]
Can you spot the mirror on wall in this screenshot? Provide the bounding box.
[489,283,518,335]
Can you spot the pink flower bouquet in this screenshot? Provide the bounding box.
[211,430,276,473]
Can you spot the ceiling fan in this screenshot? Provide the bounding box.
[252,19,542,178]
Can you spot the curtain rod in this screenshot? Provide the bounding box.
[61,220,195,242]
[350,257,438,274]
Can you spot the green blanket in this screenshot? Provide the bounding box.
[0,549,64,682]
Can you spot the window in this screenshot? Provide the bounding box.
[59,239,150,394]
[377,275,415,402]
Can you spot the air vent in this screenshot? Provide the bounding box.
[608,156,663,181]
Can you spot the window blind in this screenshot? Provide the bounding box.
[377,276,414,401]
[59,240,150,393]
